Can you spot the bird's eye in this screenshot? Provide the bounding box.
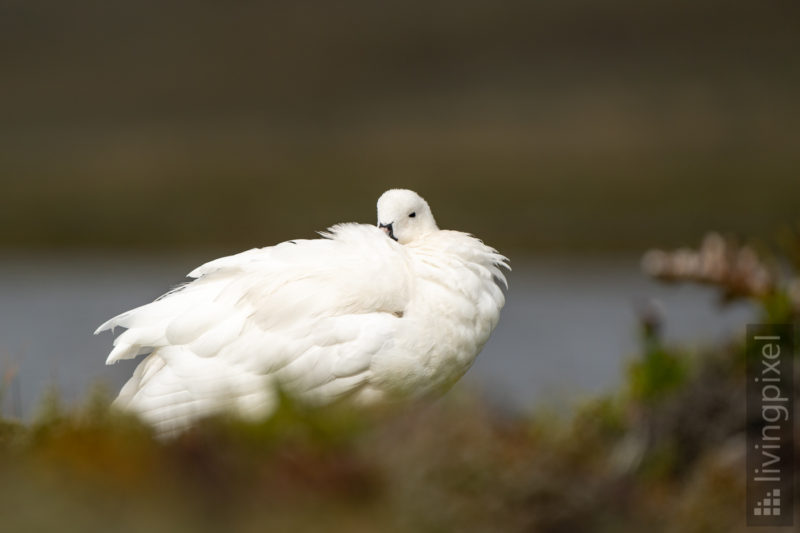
[409,212,416,218]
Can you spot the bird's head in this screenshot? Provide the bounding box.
[376,189,439,244]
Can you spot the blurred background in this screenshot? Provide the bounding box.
[2,0,797,416]
[1,1,799,531]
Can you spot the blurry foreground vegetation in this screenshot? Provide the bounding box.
[2,231,800,532]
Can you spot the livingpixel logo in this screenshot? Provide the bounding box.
[752,488,781,517]
[746,325,794,527]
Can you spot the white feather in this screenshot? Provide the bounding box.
[96,190,509,436]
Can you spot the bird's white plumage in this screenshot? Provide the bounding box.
[96,189,509,436]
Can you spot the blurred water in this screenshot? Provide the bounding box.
[0,251,755,419]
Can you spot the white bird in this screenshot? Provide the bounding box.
[96,189,509,436]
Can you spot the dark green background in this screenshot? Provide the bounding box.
[2,0,798,252]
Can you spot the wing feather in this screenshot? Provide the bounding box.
[98,224,410,432]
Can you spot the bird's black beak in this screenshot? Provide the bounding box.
[379,222,397,241]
